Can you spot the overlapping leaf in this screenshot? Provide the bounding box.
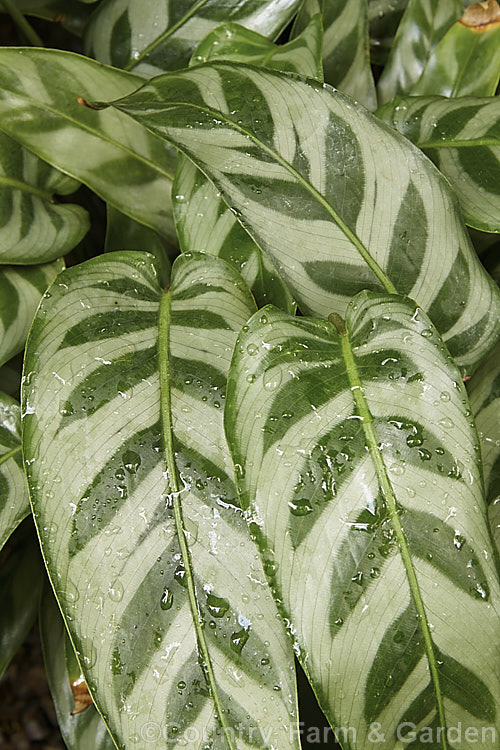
[377,96,500,233]
[106,62,500,373]
[0,131,89,265]
[0,260,64,368]
[225,293,500,749]
[23,251,299,750]
[293,0,376,109]
[174,21,323,314]
[468,342,500,554]
[0,393,28,551]
[412,0,500,97]
[377,0,463,106]
[40,583,116,750]
[368,0,408,65]
[84,0,302,77]
[0,48,177,241]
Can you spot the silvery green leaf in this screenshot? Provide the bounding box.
[107,62,500,373]
[23,251,299,750]
[225,293,500,749]
[0,48,177,241]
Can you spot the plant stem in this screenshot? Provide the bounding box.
[0,0,44,47]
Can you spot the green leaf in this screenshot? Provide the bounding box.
[225,294,500,750]
[0,48,177,241]
[174,20,324,314]
[0,131,89,265]
[0,259,64,368]
[368,0,408,65]
[0,519,44,678]
[105,204,172,286]
[84,0,302,76]
[293,0,376,109]
[0,392,29,552]
[40,582,116,750]
[23,251,300,750]
[411,1,500,97]
[377,95,500,233]
[107,62,500,373]
[0,0,95,35]
[468,341,500,554]
[377,0,463,106]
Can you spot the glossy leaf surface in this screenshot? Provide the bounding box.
[225,294,500,749]
[174,21,323,314]
[0,48,177,240]
[84,0,302,77]
[468,342,500,554]
[412,0,500,97]
[0,131,89,265]
[109,62,500,373]
[293,0,376,109]
[0,393,28,551]
[377,95,500,233]
[0,259,64,368]
[23,251,299,750]
[0,520,44,677]
[377,0,462,106]
[40,582,116,750]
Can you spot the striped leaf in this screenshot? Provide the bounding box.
[293,0,376,109]
[377,0,463,106]
[23,251,300,750]
[468,341,500,554]
[377,96,500,233]
[0,131,89,265]
[107,62,500,373]
[40,582,116,750]
[368,0,408,65]
[84,0,302,77]
[225,293,500,749]
[174,19,323,314]
[0,520,44,677]
[412,0,500,97]
[0,393,29,552]
[0,48,177,241]
[0,259,64,368]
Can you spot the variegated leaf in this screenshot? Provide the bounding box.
[107,62,500,373]
[225,294,500,750]
[468,341,500,554]
[0,259,64,368]
[412,0,500,97]
[0,131,89,265]
[377,96,500,233]
[84,0,302,77]
[0,520,44,677]
[174,20,324,314]
[40,582,116,750]
[0,48,177,241]
[377,0,463,106]
[0,393,28,552]
[293,0,376,109]
[368,0,408,65]
[23,251,300,750]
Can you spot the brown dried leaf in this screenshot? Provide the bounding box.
[460,0,500,30]
[69,676,92,715]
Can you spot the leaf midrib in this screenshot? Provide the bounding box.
[417,137,500,149]
[0,444,21,466]
[158,288,237,750]
[115,86,398,296]
[0,175,53,201]
[335,315,448,749]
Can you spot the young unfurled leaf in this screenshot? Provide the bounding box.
[106,62,500,373]
[84,0,302,76]
[0,48,178,240]
[377,95,500,232]
[225,293,500,749]
[23,251,300,750]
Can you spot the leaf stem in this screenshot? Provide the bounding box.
[0,444,21,467]
[0,0,44,47]
[158,288,237,750]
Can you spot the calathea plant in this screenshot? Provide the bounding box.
[0,1,499,749]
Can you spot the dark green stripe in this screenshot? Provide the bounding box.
[386,181,427,295]
[88,278,160,302]
[172,309,231,330]
[60,310,157,349]
[173,283,228,301]
[170,356,227,410]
